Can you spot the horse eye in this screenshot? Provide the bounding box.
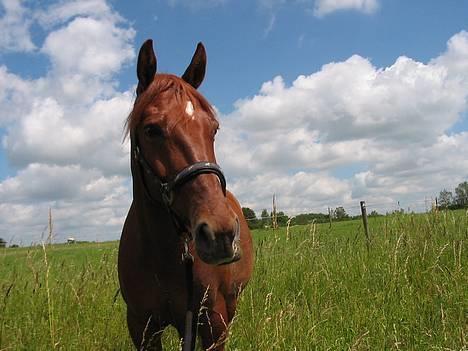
[143,124,164,139]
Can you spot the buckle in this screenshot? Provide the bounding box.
[182,238,194,263]
[160,183,173,206]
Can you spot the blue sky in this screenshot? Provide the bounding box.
[0,0,467,244]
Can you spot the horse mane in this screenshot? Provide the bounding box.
[125,74,216,137]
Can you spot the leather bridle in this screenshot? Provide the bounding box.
[133,137,227,214]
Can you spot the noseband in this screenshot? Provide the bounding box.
[133,138,227,228]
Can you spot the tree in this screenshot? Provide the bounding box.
[369,210,380,217]
[454,181,468,206]
[438,189,454,209]
[0,238,6,248]
[242,207,261,229]
[334,206,349,220]
[276,211,288,226]
[242,207,257,221]
[291,212,329,225]
[260,209,270,227]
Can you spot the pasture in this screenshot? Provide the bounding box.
[0,210,466,350]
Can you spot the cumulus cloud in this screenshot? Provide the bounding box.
[2,93,132,174]
[0,0,135,243]
[35,0,121,27]
[314,0,379,17]
[42,17,135,78]
[228,54,465,144]
[216,30,468,215]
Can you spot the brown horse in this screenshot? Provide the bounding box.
[118,39,254,351]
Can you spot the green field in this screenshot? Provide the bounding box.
[0,210,467,350]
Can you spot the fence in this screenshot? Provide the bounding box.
[244,195,468,223]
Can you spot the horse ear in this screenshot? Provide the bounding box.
[136,39,157,96]
[182,42,206,89]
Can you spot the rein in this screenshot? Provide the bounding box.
[132,137,227,351]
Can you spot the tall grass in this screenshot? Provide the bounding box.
[0,210,466,350]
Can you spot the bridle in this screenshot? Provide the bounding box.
[133,135,226,221]
[133,137,226,209]
[132,134,227,351]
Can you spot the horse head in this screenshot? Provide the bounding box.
[127,39,241,265]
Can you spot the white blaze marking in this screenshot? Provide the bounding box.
[185,101,194,117]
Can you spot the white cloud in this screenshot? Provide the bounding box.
[0,0,35,52]
[42,16,135,78]
[216,31,468,215]
[36,0,121,27]
[2,93,132,174]
[0,162,131,244]
[314,0,379,17]
[431,30,468,83]
[229,171,351,214]
[1,164,109,202]
[0,65,34,125]
[0,0,135,244]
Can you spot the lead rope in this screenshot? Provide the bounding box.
[182,239,195,351]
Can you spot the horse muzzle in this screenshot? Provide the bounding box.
[194,218,242,265]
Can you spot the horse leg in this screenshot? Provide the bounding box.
[127,310,163,351]
[198,297,230,351]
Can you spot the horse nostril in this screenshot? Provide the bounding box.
[195,223,215,252]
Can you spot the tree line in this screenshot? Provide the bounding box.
[241,206,368,230]
[437,181,468,209]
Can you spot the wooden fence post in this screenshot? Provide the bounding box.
[328,207,332,228]
[360,201,370,252]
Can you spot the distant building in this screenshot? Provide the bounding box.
[67,237,76,244]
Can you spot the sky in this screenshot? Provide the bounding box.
[0,0,467,244]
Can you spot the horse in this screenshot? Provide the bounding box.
[118,39,254,351]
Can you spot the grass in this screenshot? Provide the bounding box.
[0,210,467,350]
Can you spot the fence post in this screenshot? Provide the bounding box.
[328,207,332,228]
[360,201,370,252]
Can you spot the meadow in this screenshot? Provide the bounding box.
[0,210,466,350]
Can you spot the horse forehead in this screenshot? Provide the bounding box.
[185,100,195,118]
